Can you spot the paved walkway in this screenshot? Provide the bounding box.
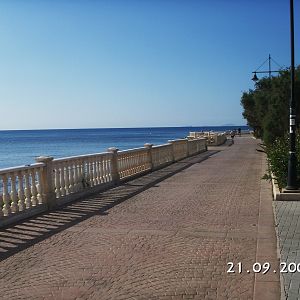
[0,137,279,300]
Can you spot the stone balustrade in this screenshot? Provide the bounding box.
[188,132,227,146]
[50,152,114,202]
[117,148,151,180]
[0,163,46,226]
[151,144,173,170]
[0,137,207,227]
[168,139,188,161]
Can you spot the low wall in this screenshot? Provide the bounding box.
[0,137,207,227]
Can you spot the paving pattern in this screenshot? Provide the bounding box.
[0,137,278,299]
[274,201,300,299]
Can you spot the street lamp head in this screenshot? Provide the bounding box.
[252,72,259,81]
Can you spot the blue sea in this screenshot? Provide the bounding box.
[0,126,249,169]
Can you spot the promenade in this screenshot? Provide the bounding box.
[0,137,279,299]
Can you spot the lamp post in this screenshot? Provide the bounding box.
[286,0,297,190]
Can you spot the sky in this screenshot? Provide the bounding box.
[0,0,299,130]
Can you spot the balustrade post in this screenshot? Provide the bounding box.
[107,148,120,185]
[144,143,153,171]
[35,156,57,209]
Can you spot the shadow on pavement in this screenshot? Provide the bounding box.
[0,150,218,261]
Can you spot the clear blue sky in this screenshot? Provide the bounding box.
[0,0,299,130]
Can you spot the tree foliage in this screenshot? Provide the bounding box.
[241,66,300,144]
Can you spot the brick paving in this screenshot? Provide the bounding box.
[274,201,300,299]
[0,137,279,299]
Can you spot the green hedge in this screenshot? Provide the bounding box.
[265,133,300,189]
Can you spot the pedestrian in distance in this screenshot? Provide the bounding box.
[238,128,241,136]
[230,130,235,144]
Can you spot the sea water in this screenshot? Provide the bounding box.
[0,126,249,169]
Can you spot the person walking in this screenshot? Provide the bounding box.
[230,130,235,143]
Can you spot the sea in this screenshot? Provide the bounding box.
[0,126,249,170]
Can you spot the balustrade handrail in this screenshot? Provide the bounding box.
[0,162,45,175]
[117,147,148,154]
[152,143,170,149]
[168,139,187,143]
[0,137,207,227]
[52,152,112,163]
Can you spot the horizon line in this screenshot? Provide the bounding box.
[0,125,248,131]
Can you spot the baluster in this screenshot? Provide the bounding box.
[74,162,79,191]
[125,155,129,177]
[124,155,128,177]
[18,171,25,211]
[2,175,11,216]
[98,158,103,183]
[128,154,131,175]
[86,159,90,187]
[95,159,101,184]
[141,152,144,171]
[127,155,131,176]
[129,154,132,175]
[24,171,32,209]
[144,151,148,170]
[59,164,66,196]
[84,160,89,187]
[136,153,140,173]
[135,153,139,174]
[107,157,112,182]
[93,160,97,186]
[118,156,122,179]
[104,157,109,182]
[72,162,78,191]
[10,173,19,213]
[101,158,105,182]
[131,154,135,174]
[36,167,43,204]
[102,158,106,182]
[89,160,93,186]
[30,169,38,206]
[79,161,84,189]
[132,154,136,174]
[106,158,110,182]
[142,152,145,171]
[68,163,74,193]
[75,162,80,191]
[64,163,70,195]
[89,159,94,187]
[138,153,141,172]
[139,152,143,171]
[54,167,61,198]
[0,194,3,217]
[142,152,146,170]
[102,158,107,182]
[134,154,138,173]
[117,156,122,179]
[78,160,84,190]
